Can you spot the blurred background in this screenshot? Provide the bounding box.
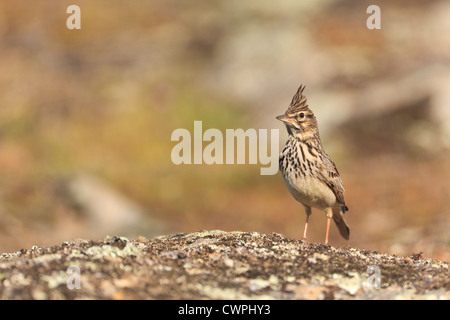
[0,0,448,260]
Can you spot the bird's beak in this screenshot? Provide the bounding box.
[276,114,294,125]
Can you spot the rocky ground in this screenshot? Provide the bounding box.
[0,230,448,300]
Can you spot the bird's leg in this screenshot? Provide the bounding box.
[302,205,312,241]
[324,207,332,245]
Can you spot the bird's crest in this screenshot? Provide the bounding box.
[288,85,309,113]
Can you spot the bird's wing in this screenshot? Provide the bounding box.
[316,155,347,208]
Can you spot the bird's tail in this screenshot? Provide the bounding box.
[332,205,350,240]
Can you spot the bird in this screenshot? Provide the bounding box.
[277,85,349,245]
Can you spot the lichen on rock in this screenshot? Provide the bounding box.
[0,231,448,299]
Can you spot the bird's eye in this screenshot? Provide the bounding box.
[298,112,305,119]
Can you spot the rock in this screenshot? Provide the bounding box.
[0,231,448,299]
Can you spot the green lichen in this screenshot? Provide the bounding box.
[84,238,142,259]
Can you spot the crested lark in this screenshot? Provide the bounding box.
[277,85,349,245]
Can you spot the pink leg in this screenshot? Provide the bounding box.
[302,206,311,241]
[324,217,331,245]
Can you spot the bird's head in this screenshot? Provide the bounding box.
[276,85,319,138]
